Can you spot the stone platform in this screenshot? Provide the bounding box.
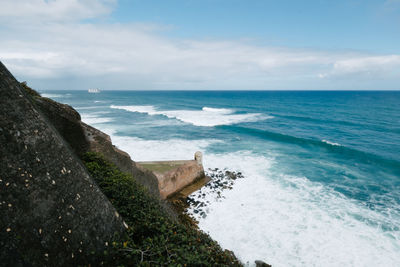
[136,152,206,199]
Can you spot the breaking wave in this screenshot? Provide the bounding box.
[110,105,270,127]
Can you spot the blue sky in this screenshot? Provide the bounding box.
[0,0,399,90]
[113,0,400,53]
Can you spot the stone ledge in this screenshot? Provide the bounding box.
[137,152,205,199]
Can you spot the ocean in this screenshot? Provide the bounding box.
[42,90,400,266]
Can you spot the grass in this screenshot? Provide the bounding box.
[82,152,242,266]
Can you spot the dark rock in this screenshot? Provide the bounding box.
[0,61,126,265]
[34,96,89,156]
[225,170,237,180]
[186,168,246,219]
[255,260,272,267]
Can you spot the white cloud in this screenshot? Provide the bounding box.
[0,0,399,90]
[318,55,400,79]
[0,0,115,22]
[334,55,400,73]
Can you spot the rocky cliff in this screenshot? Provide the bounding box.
[0,61,245,266]
[28,86,161,198]
[0,62,126,265]
[28,82,204,200]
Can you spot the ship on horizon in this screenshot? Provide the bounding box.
[88,88,100,93]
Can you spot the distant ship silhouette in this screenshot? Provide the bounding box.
[88,88,100,93]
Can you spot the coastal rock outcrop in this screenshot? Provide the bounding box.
[0,62,126,265]
[24,83,161,198]
[0,62,248,266]
[80,122,161,197]
[186,168,245,220]
[33,94,89,155]
[30,87,205,200]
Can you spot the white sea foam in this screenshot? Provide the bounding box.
[192,152,400,267]
[95,124,220,161]
[202,106,233,114]
[41,93,64,98]
[322,139,341,146]
[81,114,112,125]
[106,134,221,162]
[110,105,269,127]
[110,105,158,114]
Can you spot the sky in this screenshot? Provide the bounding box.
[0,0,399,90]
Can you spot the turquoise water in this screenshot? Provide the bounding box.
[44,90,400,266]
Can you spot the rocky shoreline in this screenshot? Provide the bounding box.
[168,168,272,267]
[0,61,271,266]
[187,168,245,220]
[167,168,245,224]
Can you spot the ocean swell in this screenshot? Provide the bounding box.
[110,105,269,127]
[221,125,400,173]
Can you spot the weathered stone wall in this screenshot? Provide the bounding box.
[137,159,205,199]
[157,160,205,199]
[0,62,126,266]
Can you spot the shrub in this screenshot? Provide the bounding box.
[82,152,242,266]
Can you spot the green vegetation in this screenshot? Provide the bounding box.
[20,81,41,98]
[82,152,242,266]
